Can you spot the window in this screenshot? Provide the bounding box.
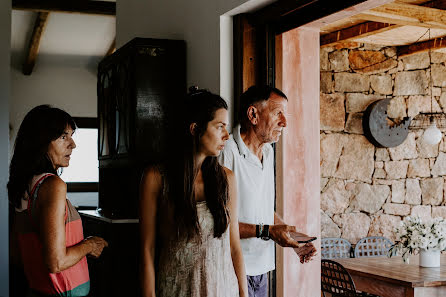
[60,117,98,208]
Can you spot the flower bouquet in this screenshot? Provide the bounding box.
[388,216,446,265]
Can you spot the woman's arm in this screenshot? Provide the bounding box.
[139,167,162,297]
[36,176,108,273]
[226,168,248,297]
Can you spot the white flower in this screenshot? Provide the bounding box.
[389,216,446,259]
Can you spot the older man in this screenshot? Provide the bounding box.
[219,85,316,297]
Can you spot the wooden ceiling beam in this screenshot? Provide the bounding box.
[398,35,446,57]
[106,39,116,57]
[23,12,49,75]
[321,0,446,47]
[251,0,383,35]
[357,2,446,29]
[321,22,401,47]
[422,0,446,10]
[12,0,116,16]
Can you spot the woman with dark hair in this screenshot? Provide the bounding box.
[140,90,248,297]
[9,105,108,297]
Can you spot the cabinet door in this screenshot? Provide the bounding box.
[115,57,132,156]
[98,68,115,159]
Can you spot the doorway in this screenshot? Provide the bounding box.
[232,1,394,296]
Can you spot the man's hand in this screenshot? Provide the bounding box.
[294,242,317,264]
[269,224,304,248]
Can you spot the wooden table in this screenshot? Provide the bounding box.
[336,255,446,297]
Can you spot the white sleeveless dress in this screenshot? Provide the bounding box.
[156,201,239,297]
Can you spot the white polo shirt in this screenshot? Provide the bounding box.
[218,124,275,276]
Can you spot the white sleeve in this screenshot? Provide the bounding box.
[218,147,234,171]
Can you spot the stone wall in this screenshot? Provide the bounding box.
[320,42,446,244]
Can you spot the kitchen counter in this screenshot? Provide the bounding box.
[79,209,139,224]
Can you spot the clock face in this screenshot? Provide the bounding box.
[363,98,411,148]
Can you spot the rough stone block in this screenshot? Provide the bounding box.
[321,210,341,238]
[440,92,446,112]
[349,50,397,74]
[373,168,386,179]
[384,47,397,58]
[321,179,350,216]
[340,212,371,244]
[432,206,446,219]
[368,214,401,242]
[363,44,384,51]
[334,135,375,183]
[402,52,430,70]
[334,73,370,92]
[432,64,446,87]
[391,180,405,203]
[397,60,404,71]
[407,95,431,117]
[376,148,390,161]
[329,50,350,72]
[406,179,422,205]
[370,75,393,95]
[350,183,390,214]
[431,152,446,176]
[385,160,409,179]
[432,52,446,63]
[387,96,406,118]
[320,47,331,71]
[440,136,446,152]
[345,113,363,134]
[320,71,333,93]
[407,159,431,178]
[411,205,432,221]
[321,134,345,177]
[430,158,436,168]
[433,87,442,97]
[383,203,411,216]
[388,133,417,160]
[388,66,399,74]
[421,177,443,205]
[375,161,384,169]
[320,93,345,131]
[374,179,393,186]
[394,71,428,96]
[333,42,360,50]
[346,93,385,113]
[432,97,442,112]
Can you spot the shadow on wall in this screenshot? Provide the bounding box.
[10,52,103,75]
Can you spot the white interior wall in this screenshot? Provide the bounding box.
[10,58,98,151]
[10,8,114,150]
[116,0,275,125]
[0,1,11,295]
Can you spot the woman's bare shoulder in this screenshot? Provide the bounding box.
[39,175,66,192]
[141,166,163,192]
[36,175,66,203]
[222,166,235,180]
[142,166,162,180]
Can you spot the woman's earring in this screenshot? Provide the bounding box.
[190,123,198,135]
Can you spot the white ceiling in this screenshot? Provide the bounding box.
[11,9,115,68]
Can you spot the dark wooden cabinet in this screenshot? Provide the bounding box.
[83,38,186,297]
[80,212,139,297]
[97,37,186,218]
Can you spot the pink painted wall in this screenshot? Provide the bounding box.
[275,27,321,297]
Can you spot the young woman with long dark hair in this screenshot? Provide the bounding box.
[140,90,248,297]
[9,105,108,297]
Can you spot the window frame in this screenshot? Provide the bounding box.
[66,117,99,193]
